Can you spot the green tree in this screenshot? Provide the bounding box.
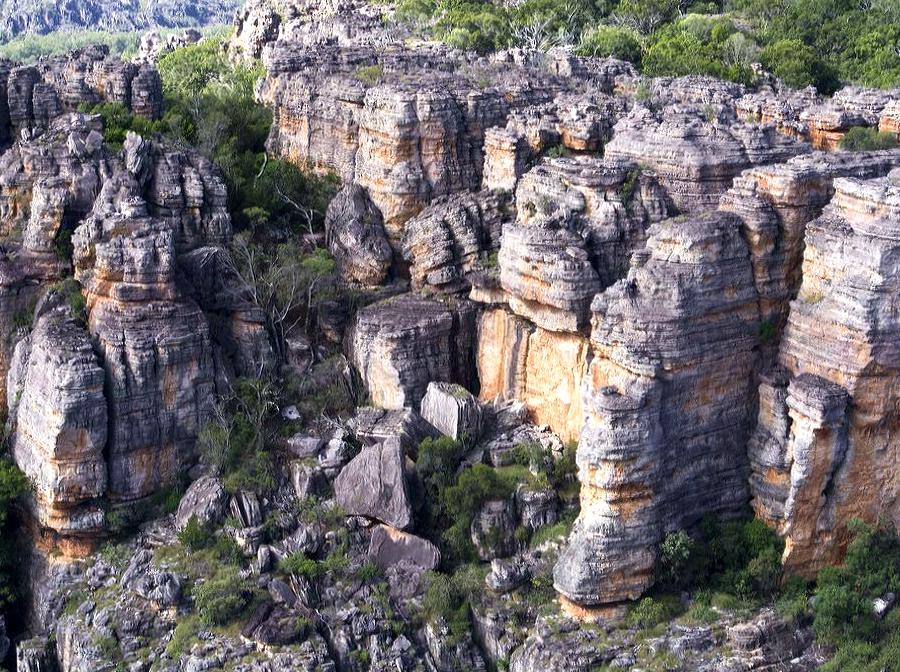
[0,459,29,609]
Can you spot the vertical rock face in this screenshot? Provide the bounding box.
[604,105,809,213]
[554,211,759,607]
[349,294,476,410]
[719,150,900,356]
[476,307,589,443]
[73,169,218,503]
[748,175,900,574]
[7,296,107,551]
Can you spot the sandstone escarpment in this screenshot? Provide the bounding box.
[72,168,218,505]
[555,211,759,607]
[0,46,162,146]
[800,87,898,150]
[259,42,560,240]
[719,149,900,357]
[604,105,809,213]
[748,174,900,574]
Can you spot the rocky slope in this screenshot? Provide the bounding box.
[3,0,900,670]
[0,0,240,42]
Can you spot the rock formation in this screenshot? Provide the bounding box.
[748,173,900,574]
[554,211,760,608]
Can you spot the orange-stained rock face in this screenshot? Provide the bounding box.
[476,307,589,443]
[748,174,900,574]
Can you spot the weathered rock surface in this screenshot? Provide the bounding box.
[476,307,589,443]
[349,293,476,410]
[401,190,508,294]
[7,293,107,551]
[334,439,413,529]
[367,524,440,571]
[174,475,229,531]
[325,183,392,285]
[748,174,900,574]
[555,211,759,606]
[420,381,482,444]
[605,105,810,213]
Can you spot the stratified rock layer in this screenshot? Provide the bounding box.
[349,293,475,410]
[554,211,759,606]
[748,174,900,574]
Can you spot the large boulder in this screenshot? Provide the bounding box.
[325,183,392,285]
[334,439,413,529]
[175,476,229,532]
[420,382,482,444]
[367,524,440,571]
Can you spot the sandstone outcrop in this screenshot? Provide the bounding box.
[748,174,900,574]
[259,41,560,240]
[349,293,476,410]
[605,105,809,213]
[555,211,759,606]
[719,149,900,355]
[476,307,589,443]
[495,156,667,333]
[6,293,107,552]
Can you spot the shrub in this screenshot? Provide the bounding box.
[280,553,323,579]
[839,127,900,151]
[627,597,671,628]
[0,459,29,608]
[177,516,213,551]
[578,25,643,63]
[659,530,695,589]
[760,39,839,94]
[166,616,202,658]
[193,571,253,626]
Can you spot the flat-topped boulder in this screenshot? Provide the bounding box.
[349,293,476,409]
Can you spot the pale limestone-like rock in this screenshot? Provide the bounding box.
[334,439,413,529]
[349,293,476,410]
[472,499,518,561]
[555,211,759,606]
[420,381,482,444]
[324,183,392,285]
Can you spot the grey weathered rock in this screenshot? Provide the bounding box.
[289,460,328,501]
[471,499,518,561]
[516,486,558,531]
[367,524,440,571]
[325,183,392,285]
[15,637,56,672]
[7,294,107,548]
[351,406,436,454]
[175,476,228,532]
[605,104,810,213]
[556,210,759,607]
[420,382,482,444]
[486,556,532,593]
[349,293,476,410]
[334,439,413,529]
